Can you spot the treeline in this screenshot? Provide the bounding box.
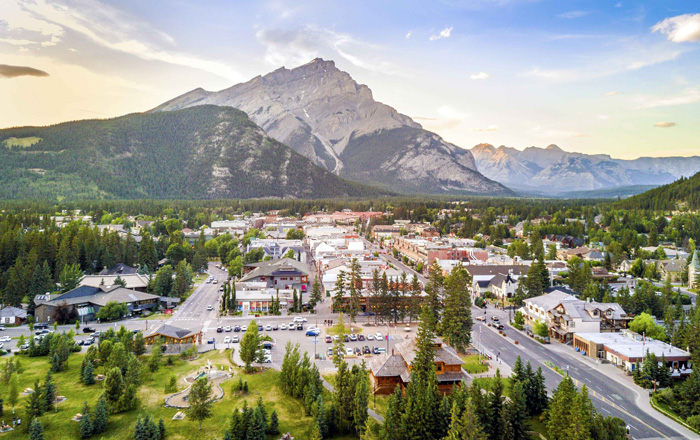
[617,172,700,211]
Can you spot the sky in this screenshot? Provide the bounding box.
[1,0,699,159]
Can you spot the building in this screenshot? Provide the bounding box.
[488,272,520,300]
[240,258,311,293]
[466,265,529,297]
[521,290,631,343]
[689,250,700,289]
[657,259,685,283]
[369,337,470,394]
[573,330,691,375]
[0,307,27,326]
[144,324,202,346]
[246,239,306,262]
[80,273,150,292]
[34,285,161,323]
[98,263,138,276]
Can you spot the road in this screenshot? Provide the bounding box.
[475,304,697,440]
[360,237,428,285]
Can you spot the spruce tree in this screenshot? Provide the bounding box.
[43,371,56,411]
[268,409,279,435]
[28,418,45,440]
[487,370,505,440]
[92,395,109,434]
[80,401,93,439]
[440,265,473,352]
[508,380,530,440]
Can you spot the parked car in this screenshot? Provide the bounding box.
[345,348,354,356]
[373,346,380,354]
[257,325,263,331]
[83,327,96,334]
[92,332,101,339]
[343,335,349,343]
[232,336,239,343]
[293,317,307,323]
[217,327,223,333]
[358,334,365,341]
[306,328,320,336]
[325,336,332,343]
[0,325,5,331]
[207,305,213,311]
[234,326,241,332]
[35,323,49,330]
[363,346,371,354]
[224,336,231,344]
[0,336,11,343]
[83,338,94,346]
[224,326,232,332]
[495,323,505,330]
[265,325,272,331]
[349,334,358,341]
[375,332,383,340]
[296,324,303,330]
[20,343,29,350]
[280,324,287,330]
[207,338,215,344]
[262,341,273,350]
[241,326,248,332]
[491,316,499,322]
[353,347,361,356]
[272,325,279,331]
[476,316,486,322]
[367,334,375,341]
[328,347,334,356]
[288,322,296,330]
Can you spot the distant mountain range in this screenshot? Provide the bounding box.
[470,144,700,196]
[154,58,512,196]
[0,106,390,200]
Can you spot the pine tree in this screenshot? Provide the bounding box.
[158,418,166,440]
[309,421,323,440]
[80,401,93,439]
[268,409,279,435]
[28,418,45,440]
[508,380,530,440]
[188,377,213,430]
[547,375,577,440]
[440,265,473,352]
[43,371,56,411]
[529,366,548,416]
[25,380,45,420]
[92,395,109,434]
[256,396,268,434]
[333,271,346,313]
[488,370,505,440]
[104,367,124,407]
[352,369,369,435]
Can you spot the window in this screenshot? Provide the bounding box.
[569,321,575,328]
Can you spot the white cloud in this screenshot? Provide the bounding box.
[8,0,243,81]
[256,26,400,75]
[654,121,676,128]
[558,10,590,19]
[634,87,700,108]
[652,14,700,43]
[405,31,412,39]
[471,125,499,131]
[604,91,623,96]
[470,72,490,80]
[430,26,453,41]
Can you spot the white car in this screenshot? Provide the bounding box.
[232,336,239,343]
[375,332,383,340]
[224,336,231,344]
[0,336,11,342]
[367,334,375,341]
[293,317,307,323]
[207,305,213,311]
[280,324,287,330]
[345,348,353,356]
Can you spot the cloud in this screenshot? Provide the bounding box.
[9,0,242,81]
[0,64,49,78]
[430,26,453,41]
[654,121,676,128]
[471,125,499,132]
[652,14,700,43]
[558,10,590,19]
[635,87,700,108]
[470,72,490,80]
[604,91,623,96]
[256,26,400,75]
[405,31,412,39]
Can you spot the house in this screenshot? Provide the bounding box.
[521,290,631,343]
[240,258,311,293]
[573,330,691,375]
[465,265,529,297]
[488,272,520,300]
[144,324,202,346]
[688,251,700,289]
[369,337,470,394]
[0,307,27,326]
[246,239,306,262]
[34,285,161,324]
[657,259,685,283]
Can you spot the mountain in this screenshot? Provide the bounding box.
[153,58,511,196]
[560,185,659,199]
[470,144,700,195]
[617,172,700,211]
[0,105,392,200]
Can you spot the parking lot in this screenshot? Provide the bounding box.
[210,316,412,372]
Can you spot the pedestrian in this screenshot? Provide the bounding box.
[17,419,20,426]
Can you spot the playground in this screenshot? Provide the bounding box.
[165,359,232,409]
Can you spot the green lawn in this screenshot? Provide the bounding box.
[3,350,359,439]
[460,354,489,374]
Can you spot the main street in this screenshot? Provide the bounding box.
[474,304,698,440]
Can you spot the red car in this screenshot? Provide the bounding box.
[325,335,332,343]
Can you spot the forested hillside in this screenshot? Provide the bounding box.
[617,172,700,211]
[0,105,390,200]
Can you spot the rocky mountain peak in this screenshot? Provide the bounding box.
[545,144,563,151]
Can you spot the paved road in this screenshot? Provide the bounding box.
[475,305,697,440]
[360,237,428,285]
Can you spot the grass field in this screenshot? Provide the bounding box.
[2,136,41,149]
[2,350,359,439]
[460,354,489,374]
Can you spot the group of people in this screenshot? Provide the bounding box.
[0,417,20,431]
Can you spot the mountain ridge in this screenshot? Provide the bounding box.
[153,58,512,196]
[0,105,392,200]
